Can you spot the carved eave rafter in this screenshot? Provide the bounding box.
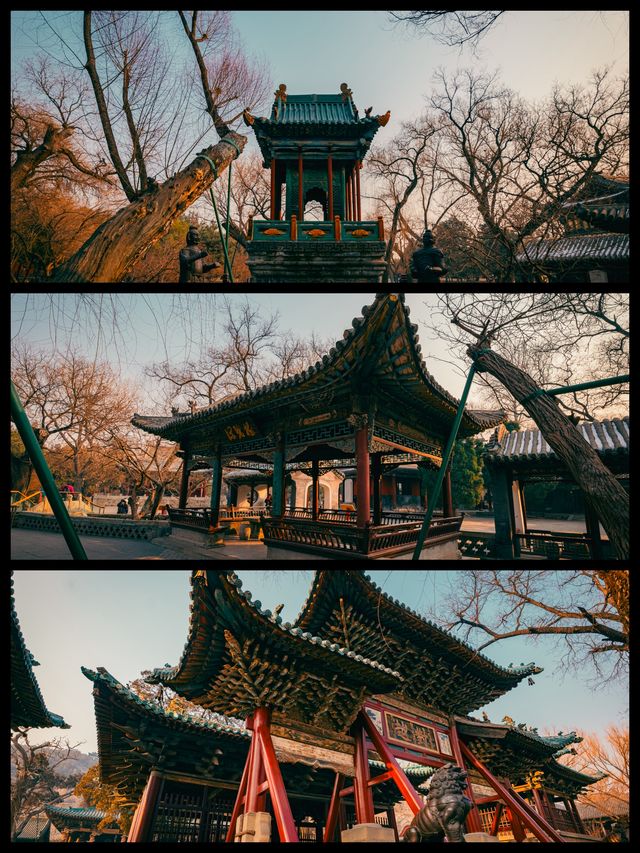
[146,571,400,735]
[294,571,542,714]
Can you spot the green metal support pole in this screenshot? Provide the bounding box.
[412,364,477,560]
[11,381,88,560]
[521,373,629,403]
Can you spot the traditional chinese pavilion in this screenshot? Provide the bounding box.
[11,573,68,730]
[132,293,503,559]
[484,417,629,560]
[84,570,600,842]
[245,84,390,282]
[44,806,121,843]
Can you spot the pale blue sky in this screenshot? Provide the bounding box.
[12,570,629,753]
[10,293,474,408]
[11,11,629,218]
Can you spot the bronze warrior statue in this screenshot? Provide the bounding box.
[179,225,220,283]
[403,764,472,843]
[409,229,448,284]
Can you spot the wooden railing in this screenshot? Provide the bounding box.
[516,530,600,560]
[261,514,463,557]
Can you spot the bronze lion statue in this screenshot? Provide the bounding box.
[404,764,472,843]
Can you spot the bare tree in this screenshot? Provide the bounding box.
[11,729,83,840]
[11,346,135,492]
[12,11,270,282]
[389,10,505,46]
[429,67,629,280]
[563,725,629,815]
[438,570,628,682]
[100,434,181,519]
[431,293,629,423]
[424,293,629,557]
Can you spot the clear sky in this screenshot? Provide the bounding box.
[11,11,629,217]
[12,569,628,754]
[10,293,475,409]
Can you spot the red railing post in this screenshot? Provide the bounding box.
[490,802,503,836]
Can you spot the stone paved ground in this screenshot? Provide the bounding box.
[10,527,268,560]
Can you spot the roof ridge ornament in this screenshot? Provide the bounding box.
[340,82,353,102]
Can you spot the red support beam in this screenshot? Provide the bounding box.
[447,718,483,833]
[226,728,254,842]
[327,155,334,221]
[128,771,163,842]
[351,165,357,222]
[355,425,370,528]
[353,719,375,824]
[178,452,190,509]
[507,806,526,842]
[459,741,565,842]
[368,770,394,786]
[490,801,503,836]
[442,464,454,518]
[254,707,299,842]
[324,773,345,843]
[355,161,362,220]
[358,710,423,815]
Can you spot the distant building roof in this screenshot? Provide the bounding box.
[11,573,69,729]
[14,814,51,842]
[576,800,629,820]
[486,417,629,464]
[518,232,629,265]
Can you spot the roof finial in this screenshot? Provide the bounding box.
[340,82,353,102]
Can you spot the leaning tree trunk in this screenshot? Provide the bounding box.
[469,344,629,559]
[51,132,246,283]
[11,125,76,195]
[148,484,165,520]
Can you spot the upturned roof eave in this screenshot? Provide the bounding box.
[132,294,503,444]
[294,570,541,687]
[147,570,401,696]
[11,574,69,730]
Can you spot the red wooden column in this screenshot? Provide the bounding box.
[227,708,299,843]
[371,453,382,525]
[298,151,304,221]
[327,155,334,221]
[566,797,586,834]
[442,463,454,518]
[178,451,191,509]
[351,166,358,219]
[353,720,375,824]
[324,773,345,842]
[355,421,370,528]
[448,718,483,833]
[128,770,163,842]
[311,459,320,520]
[346,171,351,220]
[490,802,503,836]
[270,159,276,219]
[355,162,362,220]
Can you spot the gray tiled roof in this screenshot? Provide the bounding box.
[487,417,628,461]
[517,232,629,264]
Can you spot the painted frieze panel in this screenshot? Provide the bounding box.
[385,711,438,753]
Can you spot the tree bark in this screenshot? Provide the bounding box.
[469,345,629,559]
[11,125,75,194]
[50,132,246,282]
